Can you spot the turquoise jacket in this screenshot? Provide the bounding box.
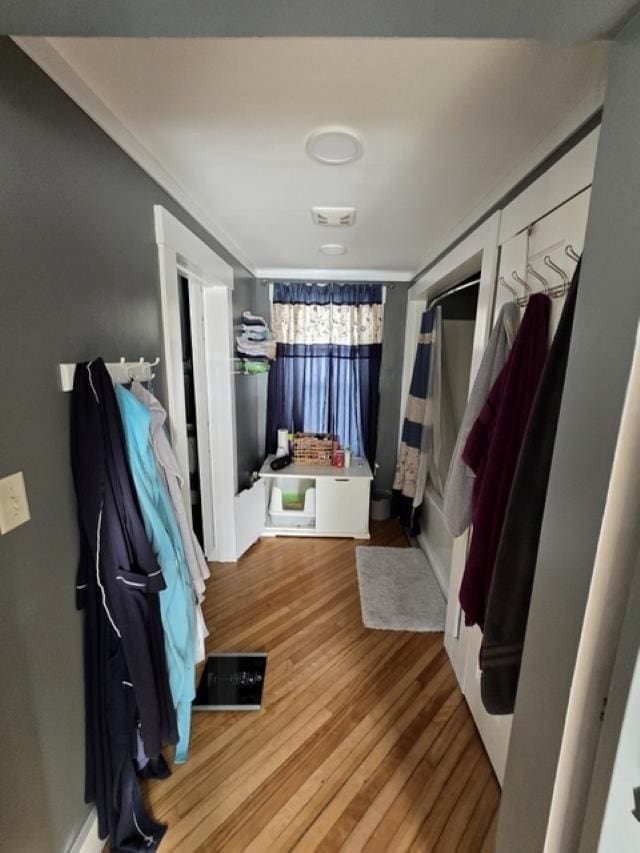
[116,385,195,763]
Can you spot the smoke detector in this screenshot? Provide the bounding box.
[311,206,357,227]
[306,127,363,165]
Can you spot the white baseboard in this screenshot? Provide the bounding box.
[68,808,101,853]
[417,531,449,601]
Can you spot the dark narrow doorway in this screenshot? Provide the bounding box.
[178,273,204,547]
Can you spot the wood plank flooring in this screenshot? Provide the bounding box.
[144,520,500,852]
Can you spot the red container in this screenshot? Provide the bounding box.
[334,450,345,468]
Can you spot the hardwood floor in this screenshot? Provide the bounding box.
[145,520,500,852]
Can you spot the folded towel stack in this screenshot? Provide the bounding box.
[236,310,276,363]
[241,311,267,327]
[236,337,276,360]
[242,325,270,341]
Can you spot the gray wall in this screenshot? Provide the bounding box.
[0,0,635,40]
[497,10,640,851]
[0,38,254,852]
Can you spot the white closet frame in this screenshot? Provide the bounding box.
[398,126,601,780]
[400,213,501,684]
[154,205,238,563]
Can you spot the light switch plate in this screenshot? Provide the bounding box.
[0,471,31,534]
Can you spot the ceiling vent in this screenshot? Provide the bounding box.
[311,206,357,227]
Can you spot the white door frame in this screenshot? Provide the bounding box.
[186,280,217,560]
[399,211,501,690]
[154,205,238,562]
[397,126,603,782]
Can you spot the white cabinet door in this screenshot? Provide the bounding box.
[463,624,513,782]
[315,476,370,536]
[234,478,265,559]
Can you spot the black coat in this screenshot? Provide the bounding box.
[71,358,176,850]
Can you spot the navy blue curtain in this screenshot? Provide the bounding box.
[266,283,383,466]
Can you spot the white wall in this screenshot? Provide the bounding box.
[418,317,475,597]
[442,319,475,436]
[418,490,453,597]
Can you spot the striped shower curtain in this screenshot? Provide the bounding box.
[392,308,437,531]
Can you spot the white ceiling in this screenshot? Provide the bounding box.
[37,37,607,277]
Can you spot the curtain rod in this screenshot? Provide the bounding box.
[428,277,480,309]
[260,279,395,289]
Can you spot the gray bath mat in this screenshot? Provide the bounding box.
[355,546,446,632]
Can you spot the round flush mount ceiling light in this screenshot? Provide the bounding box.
[306,127,363,165]
[319,243,347,256]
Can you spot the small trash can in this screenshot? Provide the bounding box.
[370,489,392,521]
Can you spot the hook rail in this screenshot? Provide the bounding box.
[500,244,580,306]
[59,357,160,392]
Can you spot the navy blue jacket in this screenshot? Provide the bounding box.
[71,358,176,850]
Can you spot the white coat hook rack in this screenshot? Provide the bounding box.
[58,357,161,392]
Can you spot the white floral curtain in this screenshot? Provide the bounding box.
[271,299,383,345]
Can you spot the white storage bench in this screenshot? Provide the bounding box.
[259,455,373,539]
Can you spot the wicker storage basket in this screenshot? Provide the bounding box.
[292,432,334,466]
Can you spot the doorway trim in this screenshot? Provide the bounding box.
[399,211,501,679]
[398,211,508,779]
[154,205,238,562]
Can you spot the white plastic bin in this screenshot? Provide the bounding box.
[269,478,316,527]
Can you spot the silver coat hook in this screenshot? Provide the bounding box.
[565,244,580,263]
[498,276,518,301]
[512,270,532,294]
[543,255,569,285]
[527,264,550,294]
